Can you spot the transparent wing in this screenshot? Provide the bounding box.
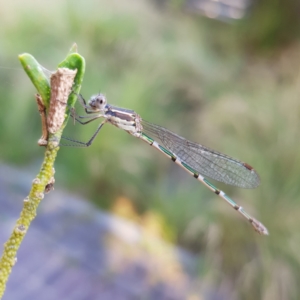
[141,120,260,189]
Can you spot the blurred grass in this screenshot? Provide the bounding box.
[1,0,300,299]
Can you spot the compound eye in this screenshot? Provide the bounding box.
[97,94,106,106]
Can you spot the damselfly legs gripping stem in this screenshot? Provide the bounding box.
[69,93,268,235]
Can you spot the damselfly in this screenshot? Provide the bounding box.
[69,93,268,235]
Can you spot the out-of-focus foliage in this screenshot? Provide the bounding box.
[169,0,300,52]
[1,0,300,299]
[239,0,300,51]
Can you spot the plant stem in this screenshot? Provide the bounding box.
[0,45,85,298]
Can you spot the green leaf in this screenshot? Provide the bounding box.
[18,53,51,108]
[58,52,86,108]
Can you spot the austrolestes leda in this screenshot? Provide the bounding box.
[69,93,268,235]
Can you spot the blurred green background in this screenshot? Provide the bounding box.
[1,0,300,299]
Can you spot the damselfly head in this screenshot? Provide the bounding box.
[88,94,107,111]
